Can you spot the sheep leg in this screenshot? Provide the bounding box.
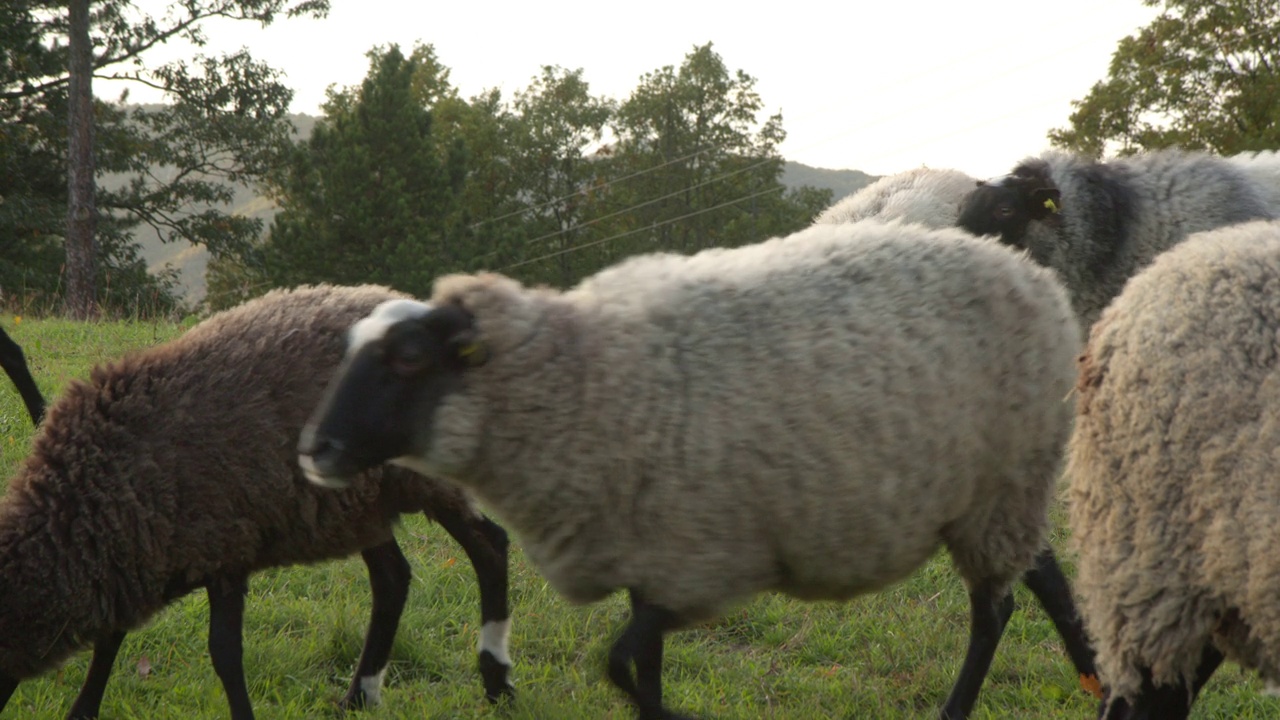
[0,674,15,714]
[431,508,514,702]
[607,590,695,720]
[65,629,127,719]
[339,539,412,710]
[1021,548,1100,694]
[1099,643,1224,720]
[939,583,1014,720]
[0,327,45,425]
[207,574,255,720]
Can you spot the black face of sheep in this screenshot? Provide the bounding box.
[957,165,1062,249]
[300,301,483,487]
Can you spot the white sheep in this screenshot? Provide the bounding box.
[298,220,1092,720]
[957,148,1275,327]
[1068,219,1280,719]
[814,166,978,229]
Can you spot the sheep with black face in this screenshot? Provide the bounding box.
[299,220,1094,720]
[957,148,1274,327]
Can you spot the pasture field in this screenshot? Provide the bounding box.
[0,316,1274,719]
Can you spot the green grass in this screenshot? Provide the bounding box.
[1,316,1275,719]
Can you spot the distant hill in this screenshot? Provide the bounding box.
[782,161,877,203]
[127,110,878,305]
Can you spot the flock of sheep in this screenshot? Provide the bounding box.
[3,145,1280,720]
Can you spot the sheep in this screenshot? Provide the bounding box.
[297,219,1095,720]
[0,284,513,720]
[814,166,978,229]
[0,326,44,425]
[1227,149,1280,212]
[956,148,1275,327]
[1067,219,1280,720]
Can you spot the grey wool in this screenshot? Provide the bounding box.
[1069,220,1280,717]
[1227,149,1280,212]
[814,166,977,228]
[300,219,1087,719]
[0,284,512,719]
[957,148,1274,328]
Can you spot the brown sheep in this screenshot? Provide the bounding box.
[0,284,513,719]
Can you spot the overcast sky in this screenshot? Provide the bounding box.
[116,0,1161,180]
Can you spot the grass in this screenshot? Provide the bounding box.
[1,315,1276,719]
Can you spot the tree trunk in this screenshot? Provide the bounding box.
[65,0,98,319]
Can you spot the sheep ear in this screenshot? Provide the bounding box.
[449,330,489,368]
[1030,188,1062,218]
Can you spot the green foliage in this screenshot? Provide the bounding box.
[4,321,1280,718]
[260,44,465,296]
[0,0,327,316]
[1050,0,1280,157]
[509,42,829,284]
[258,42,830,297]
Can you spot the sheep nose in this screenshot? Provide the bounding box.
[297,431,354,489]
[298,427,343,459]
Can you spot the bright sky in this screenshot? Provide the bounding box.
[114,0,1161,180]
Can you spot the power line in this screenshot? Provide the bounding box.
[499,185,786,272]
[489,19,1280,267]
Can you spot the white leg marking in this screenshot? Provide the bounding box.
[478,618,512,667]
[360,667,388,706]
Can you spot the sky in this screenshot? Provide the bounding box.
[114,0,1162,180]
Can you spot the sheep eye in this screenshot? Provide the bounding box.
[388,345,430,376]
[995,205,1015,219]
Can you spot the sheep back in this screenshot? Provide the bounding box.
[1227,149,1280,213]
[814,167,977,228]
[423,219,1081,622]
[1068,219,1280,702]
[0,283,469,679]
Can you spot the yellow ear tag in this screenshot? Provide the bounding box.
[458,342,488,367]
[1044,198,1060,213]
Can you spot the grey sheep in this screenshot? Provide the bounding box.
[298,219,1095,720]
[814,166,977,229]
[1069,219,1280,720]
[956,148,1274,327]
[0,326,43,425]
[0,284,513,720]
[1227,149,1280,212]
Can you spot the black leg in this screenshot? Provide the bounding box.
[1102,643,1224,720]
[606,590,695,720]
[1022,548,1101,696]
[207,575,255,720]
[939,583,1014,720]
[431,508,514,702]
[66,630,127,719]
[339,540,412,710]
[0,326,45,425]
[0,673,16,715]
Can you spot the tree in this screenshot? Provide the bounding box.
[1050,0,1280,157]
[259,44,465,295]
[593,43,829,271]
[1,0,327,316]
[503,66,614,287]
[66,0,96,317]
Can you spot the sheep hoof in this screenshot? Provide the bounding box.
[479,651,515,703]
